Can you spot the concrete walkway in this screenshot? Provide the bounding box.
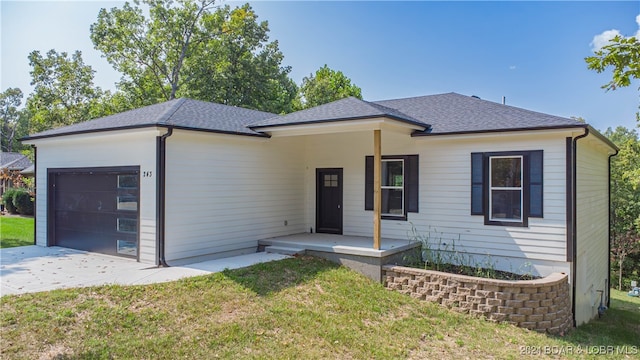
[0,246,289,296]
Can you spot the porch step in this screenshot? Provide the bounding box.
[264,245,306,256]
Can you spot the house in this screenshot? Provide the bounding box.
[0,152,33,198]
[21,93,617,326]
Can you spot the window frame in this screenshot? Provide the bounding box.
[488,155,524,224]
[471,150,541,227]
[365,154,419,221]
[381,158,405,217]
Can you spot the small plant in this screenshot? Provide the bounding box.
[2,188,19,214]
[12,189,34,215]
[407,225,539,281]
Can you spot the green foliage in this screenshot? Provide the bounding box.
[586,35,640,91]
[0,88,28,152]
[586,35,640,122]
[1,188,19,214]
[91,0,297,113]
[25,49,113,134]
[297,64,362,109]
[12,189,34,215]
[605,126,640,290]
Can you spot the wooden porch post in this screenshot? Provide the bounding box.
[373,129,381,249]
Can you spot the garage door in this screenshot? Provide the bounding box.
[49,167,140,258]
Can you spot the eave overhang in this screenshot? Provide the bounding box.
[251,116,428,137]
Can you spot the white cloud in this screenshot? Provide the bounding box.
[590,13,640,52]
[509,65,516,70]
[590,29,622,51]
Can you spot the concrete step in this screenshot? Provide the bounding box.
[264,245,306,256]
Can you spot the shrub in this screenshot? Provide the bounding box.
[2,188,19,214]
[12,189,34,215]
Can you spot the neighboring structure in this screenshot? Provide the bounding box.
[0,152,33,198]
[22,93,617,326]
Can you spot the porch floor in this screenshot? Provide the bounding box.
[258,233,419,258]
[259,233,420,282]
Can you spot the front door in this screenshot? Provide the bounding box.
[316,168,343,234]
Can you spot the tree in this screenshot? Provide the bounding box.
[586,35,640,122]
[297,64,362,109]
[26,49,109,133]
[184,3,297,113]
[0,88,28,152]
[605,126,640,290]
[91,0,297,113]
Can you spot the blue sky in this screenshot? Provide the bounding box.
[1,1,639,131]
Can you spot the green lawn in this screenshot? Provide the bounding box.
[1,257,638,359]
[0,216,34,248]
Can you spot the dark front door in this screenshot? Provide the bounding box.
[48,167,140,258]
[316,168,343,234]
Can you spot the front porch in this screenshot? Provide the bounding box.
[258,233,421,282]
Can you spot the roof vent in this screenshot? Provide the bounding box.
[471,95,481,99]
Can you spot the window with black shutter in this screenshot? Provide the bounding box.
[470,150,543,227]
[365,154,418,220]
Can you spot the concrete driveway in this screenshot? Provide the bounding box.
[0,246,289,296]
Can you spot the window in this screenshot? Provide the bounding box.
[382,159,404,216]
[365,154,419,220]
[471,150,543,227]
[489,156,522,222]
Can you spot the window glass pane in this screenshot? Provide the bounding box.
[491,158,521,187]
[491,190,522,220]
[118,175,137,189]
[117,195,138,211]
[382,161,403,187]
[382,189,403,215]
[117,218,138,233]
[117,240,137,256]
[323,174,337,187]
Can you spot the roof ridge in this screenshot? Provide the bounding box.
[372,92,459,103]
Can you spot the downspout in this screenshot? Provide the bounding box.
[571,126,589,327]
[32,145,37,245]
[607,148,619,308]
[156,127,173,267]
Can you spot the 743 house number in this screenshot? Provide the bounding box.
[143,171,153,177]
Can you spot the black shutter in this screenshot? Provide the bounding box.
[365,156,373,210]
[529,150,543,217]
[406,155,419,213]
[471,152,484,215]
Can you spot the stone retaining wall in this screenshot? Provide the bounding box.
[382,265,572,334]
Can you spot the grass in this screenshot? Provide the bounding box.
[0,216,34,248]
[1,256,639,359]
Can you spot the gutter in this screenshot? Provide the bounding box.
[156,127,173,267]
[570,126,589,327]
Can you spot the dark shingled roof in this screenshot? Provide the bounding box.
[23,98,276,140]
[0,152,32,170]
[249,96,428,129]
[23,92,587,141]
[373,93,584,134]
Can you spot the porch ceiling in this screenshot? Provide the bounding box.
[252,117,427,137]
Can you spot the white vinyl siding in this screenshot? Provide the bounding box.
[25,129,160,264]
[304,130,573,277]
[164,131,307,262]
[574,136,611,325]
